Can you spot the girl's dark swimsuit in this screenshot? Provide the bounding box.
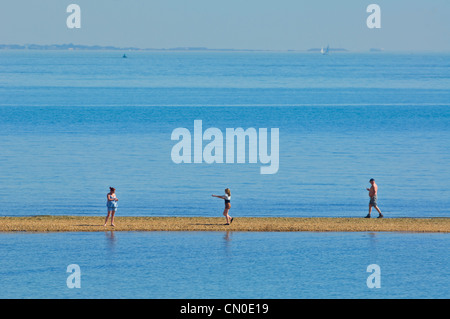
[224,195,231,206]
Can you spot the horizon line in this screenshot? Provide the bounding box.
[0,43,449,53]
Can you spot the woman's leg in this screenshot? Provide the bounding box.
[111,210,116,226]
[104,211,111,226]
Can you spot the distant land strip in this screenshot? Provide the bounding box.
[0,43,349,52]
[0,216,448,233]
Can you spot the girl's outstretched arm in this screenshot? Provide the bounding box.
[212,195,225,199]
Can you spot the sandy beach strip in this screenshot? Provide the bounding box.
[0,216,448,233]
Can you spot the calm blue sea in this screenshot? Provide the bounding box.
[0,231,448,299]
[0,51,448,299]
[0,51,449,218]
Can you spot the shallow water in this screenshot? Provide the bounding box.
[1,50,448,300]
[0,51,449,218]
[0,231,447,299]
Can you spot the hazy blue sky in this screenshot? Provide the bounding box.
[0,0,449,51]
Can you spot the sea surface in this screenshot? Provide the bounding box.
[0,231,448,299]
[0,51,448,299]
[0,51,449,218]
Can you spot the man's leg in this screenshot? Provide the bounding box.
[365,205,372,218]
[374,205,383,218]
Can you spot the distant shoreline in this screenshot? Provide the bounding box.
[0,43,350,52]
[0,216,448,233]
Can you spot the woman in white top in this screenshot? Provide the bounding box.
[212,188,233,225]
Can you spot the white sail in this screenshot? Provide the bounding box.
[321,45,329,55]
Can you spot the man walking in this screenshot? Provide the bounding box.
[365,178,383,218]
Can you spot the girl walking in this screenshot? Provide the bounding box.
[212,188,234,225]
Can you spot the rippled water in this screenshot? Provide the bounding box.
[0,231,448,299]
[0,51,449,218]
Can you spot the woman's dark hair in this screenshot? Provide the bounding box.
[109,187,116,192]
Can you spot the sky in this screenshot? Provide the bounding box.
[0,0,449,51]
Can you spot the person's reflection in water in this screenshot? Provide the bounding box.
[368,232,378,246]
[105,230,117,253]
[367,232,379,261]
[223,231,232,255]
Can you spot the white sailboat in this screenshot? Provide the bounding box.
[321,45,329,55]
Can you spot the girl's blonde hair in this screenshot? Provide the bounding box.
[225,188,231,196]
